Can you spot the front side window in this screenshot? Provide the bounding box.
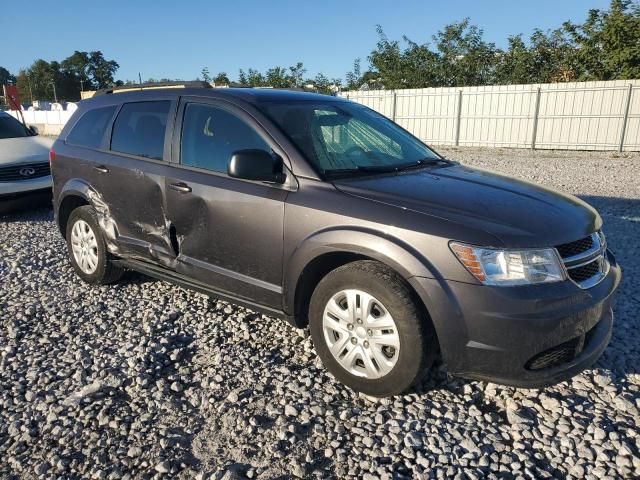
[180,103,270,173]
[258,100,440,178]
[66,106,117,148]
[111,101,170,160]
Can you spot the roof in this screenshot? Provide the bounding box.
[85,85,345,107]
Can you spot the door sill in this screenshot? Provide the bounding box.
[114,258,295,325]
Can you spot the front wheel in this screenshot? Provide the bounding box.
[309,260,437,397]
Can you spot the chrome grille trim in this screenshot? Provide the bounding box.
[556,231,608,289]
[0,161,51,182]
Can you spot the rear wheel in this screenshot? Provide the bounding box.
[65,206,123,285]
[309,260,436,397]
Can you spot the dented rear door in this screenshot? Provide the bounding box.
[94,97,179,266]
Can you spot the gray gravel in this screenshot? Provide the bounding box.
[1,147,639,479]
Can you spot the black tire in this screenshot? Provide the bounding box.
[309,260,437,397]
[65,205,123,285]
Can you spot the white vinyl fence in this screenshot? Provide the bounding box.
[340,80,640,152]
[7,109,73,136]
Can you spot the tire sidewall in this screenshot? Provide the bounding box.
[309,263,428,396]
[65,206,110,284]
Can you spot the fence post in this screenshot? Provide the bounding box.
[619,84,633,152]
[391,91,397,122]
[531,87,542,150]
[454,90,463,146]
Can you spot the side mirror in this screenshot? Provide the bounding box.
[228,149,286,183]
[28,125,38,135]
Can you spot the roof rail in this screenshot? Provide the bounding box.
[94,81,212,96]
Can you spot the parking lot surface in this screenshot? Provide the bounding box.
[1,147,638,479]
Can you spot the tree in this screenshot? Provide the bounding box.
[345,58,363,90]
[564,0,640,80]
[16,60,53,102]
[288,62,306,87]
[213,72,230,85]
[495,29,576,84]
[432,19,499,87]
[0,66,16,86]
[87,51,119,89]
[61,51,91,91]
[201,67,211,83]
[238,68,265,87]
[307,73,341,94]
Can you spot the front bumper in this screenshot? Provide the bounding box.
[410,249,621,388]
[0,174,52,196]
[0,186,52,214]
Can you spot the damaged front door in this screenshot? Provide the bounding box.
[165,100,289,308]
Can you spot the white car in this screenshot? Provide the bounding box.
[0,111,54,211]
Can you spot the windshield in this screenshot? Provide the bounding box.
[257,100,442,178]
[0,114,31,139]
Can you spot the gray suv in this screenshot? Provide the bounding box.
[51,84,620,397]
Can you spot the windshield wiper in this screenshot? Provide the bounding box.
[324,158,450,179]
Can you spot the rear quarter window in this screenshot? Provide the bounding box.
[66,106,117,149]
[110,101,171,160]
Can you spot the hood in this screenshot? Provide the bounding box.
[0,136,54,165]
[333,164,601,248]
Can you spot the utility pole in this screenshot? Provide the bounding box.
[51,82,58,103]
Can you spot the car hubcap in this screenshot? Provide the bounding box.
[70,219,99,275]
[322,289,400,379]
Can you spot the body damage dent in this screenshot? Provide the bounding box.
[86,189,120,254]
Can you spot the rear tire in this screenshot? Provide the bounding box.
[65,206,123,285]
[309,260,437,397]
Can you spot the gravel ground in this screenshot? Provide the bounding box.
[1,147,639,480]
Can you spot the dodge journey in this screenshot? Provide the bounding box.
[51,83,620,396]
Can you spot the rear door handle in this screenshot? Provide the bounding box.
[169,182,192,193]
[93,165,109,173]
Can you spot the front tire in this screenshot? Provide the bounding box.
[309,260,437,397]
[65,206,123,285]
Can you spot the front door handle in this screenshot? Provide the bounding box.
[93,165,109,173]
[169,182,192,193]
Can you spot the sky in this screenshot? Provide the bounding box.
[3,0,612,83]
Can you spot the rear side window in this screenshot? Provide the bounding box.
[181,103,270,173]
[111,101,170,160]
[66,106,117,149]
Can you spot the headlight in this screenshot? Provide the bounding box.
[450,242,566,286]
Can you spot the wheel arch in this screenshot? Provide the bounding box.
[285,228,440,327]
[56,179,95,238]
[56,179,118,248]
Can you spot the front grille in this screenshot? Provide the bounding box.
[556,235,594,259]
[0,162,50,182]
[526,337,580,370]
[555,231,607,289]
[568,259,601,283]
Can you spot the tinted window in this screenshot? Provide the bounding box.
[111,101,170,160]
[181,103,270,173]
[66,106,116,148]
